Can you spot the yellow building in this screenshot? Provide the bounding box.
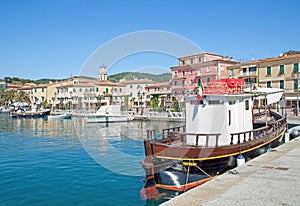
[228,54,300,108]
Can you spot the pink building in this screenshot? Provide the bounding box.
[171,52,239,103]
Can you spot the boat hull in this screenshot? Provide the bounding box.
[47,113,72,120]
[11,110,51,118]
[143,125,286,192]
[85,115,134,123]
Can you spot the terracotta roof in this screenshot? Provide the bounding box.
[146,82,171,88]
[119,79,154,84]
[178,52,224,59]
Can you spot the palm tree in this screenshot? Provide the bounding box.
[5,90,16,106]
[16,91,31,104]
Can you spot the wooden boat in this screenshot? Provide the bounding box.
[85,105,134,123]
[140,79,286,199]
[47,112,72,120]
[11,109,51,118]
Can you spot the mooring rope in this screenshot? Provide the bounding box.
[184,160,191,192]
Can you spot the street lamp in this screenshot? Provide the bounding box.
[97,94,104,109]
[138,91,145,115]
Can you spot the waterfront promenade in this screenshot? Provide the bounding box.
[161,128,300,205]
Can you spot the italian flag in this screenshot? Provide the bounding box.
[198,79,204,100]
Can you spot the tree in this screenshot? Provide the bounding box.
[5,90,16,106]
[171,96,179,112]
[150,95,159,109]
[15,91,31,104]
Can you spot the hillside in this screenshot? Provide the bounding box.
[3,72,171,85]
[108,72,171,83]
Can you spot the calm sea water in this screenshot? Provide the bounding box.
[0,113,182,206]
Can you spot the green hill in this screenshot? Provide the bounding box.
[108,72,171,83]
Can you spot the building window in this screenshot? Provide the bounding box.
[182,71,186,77]
[182,80,185,86]
[174,71,178,77]
[42,88,44,92]
[280,80,284,89]
[105,88,108,94]
[34,88,37,93]
[79,88,82,92]
[267,81,272,88]
[190,70,193,74]
[41,96,45,102]
[242,68,247,75]
[267,66,271,75]
[207,77,211,82]
[294,79,298,92]
[230,69,234,77]
[119,88,122,92]
[206,66,211,72]
[198,57,202,63]
[279,65,284,74]
[174,81,177,86]
[190,79,193,85]
[198,68,202,75]
[182,91,185,95]
[190,59,194,64]
[182,60,185,65]
[130,85,132,89]
[294,63,299,73]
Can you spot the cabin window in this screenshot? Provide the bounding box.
[208,100,223,104]
[228,110,231,126]
[228,100,236,105]
[245,100,249,110]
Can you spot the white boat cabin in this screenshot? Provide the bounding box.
[185,94,253,146]
[185,87,284,147]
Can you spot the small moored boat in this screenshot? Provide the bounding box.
[85,105,134,123]
[47,112,72,120]
[11,109,51,118]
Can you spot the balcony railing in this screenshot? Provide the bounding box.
[240,71,258,77]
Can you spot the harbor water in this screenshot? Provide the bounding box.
[0,113,182,206]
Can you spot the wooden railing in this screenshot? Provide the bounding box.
[230,115,286,145]
[146,114,286,147]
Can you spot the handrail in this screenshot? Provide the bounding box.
[147,113,286,147]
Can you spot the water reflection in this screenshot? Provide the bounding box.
[0,113,184,205]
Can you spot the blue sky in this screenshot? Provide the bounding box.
[0,0,299,80]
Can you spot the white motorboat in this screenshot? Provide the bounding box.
[47,113,72,120]
[85,105,134,123]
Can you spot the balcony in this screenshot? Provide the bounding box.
[239,71,258,77]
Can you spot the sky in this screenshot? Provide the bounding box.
[0,0,300,80]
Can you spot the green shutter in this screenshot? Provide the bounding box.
[294,63,299,73]
[267,66,271,75]
[294,79,298,92]
[279,65,284,74]
[280,80,284,89]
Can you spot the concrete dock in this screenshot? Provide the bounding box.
[161,136,300,206]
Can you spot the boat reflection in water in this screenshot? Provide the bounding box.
[141,79,287,200]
